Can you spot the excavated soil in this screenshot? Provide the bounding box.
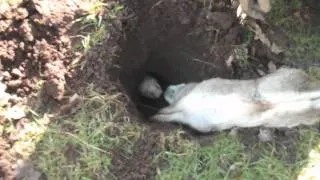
[0,0,83,179]
[1,0,318,179]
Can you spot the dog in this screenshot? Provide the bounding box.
[151,67,320,133]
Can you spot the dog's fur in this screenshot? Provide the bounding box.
[151,68,320,133]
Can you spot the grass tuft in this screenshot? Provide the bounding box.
[157,133,248,180]
[74,1,124,53]
[31,85,142,179]
[157,128,320,180]
[267,0,320,64]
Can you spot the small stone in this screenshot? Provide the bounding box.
[17,88,26,97]
[11,68,23,77]
[229,128,238,136]
[268,61,277,73]
[23,86,30,93]
[257,69,266,76]
[8,94,21,105]
[19,42,25,49]
[60,35,70,44]
[16,160,43,180]
[258,128,273,142]
[226,55,235,68]
[2,71,11,80]
[16,8,29,20]
[0,20,13,32]
[7,79,22,88]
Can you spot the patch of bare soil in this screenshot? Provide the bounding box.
[110,129,161,180]
[0,0,79,100]
[0,0,83,179]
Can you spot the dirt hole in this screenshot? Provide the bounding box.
[113,0,247,118]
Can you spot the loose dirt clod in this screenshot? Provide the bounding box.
[0,0,82,178]
[15,160,44,180]
[258,128,273,142]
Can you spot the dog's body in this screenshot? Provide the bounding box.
[151,68,320,133]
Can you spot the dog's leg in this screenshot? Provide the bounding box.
[150,111,184,122]
[150,102,184,122]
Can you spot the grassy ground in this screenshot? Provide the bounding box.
[156,128,320,180]
[12,0,320,179]
[31,86,142,179]
[267,0,320,66]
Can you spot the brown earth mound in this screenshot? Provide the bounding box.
[0,0,84,179]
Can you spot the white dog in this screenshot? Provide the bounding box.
[151,67,320,133]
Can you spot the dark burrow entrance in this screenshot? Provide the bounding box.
[114,0,249,119]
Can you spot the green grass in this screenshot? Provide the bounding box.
[288,33,320,64]
[74,1,124,53]
[69,1,125,70]
[308,67,320,81]
[156,133,248,180]
[76,13,108,53]
[156,128,320,180]
[26,2,134,179]
[267,0,320,64]
[31,85,142,179]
